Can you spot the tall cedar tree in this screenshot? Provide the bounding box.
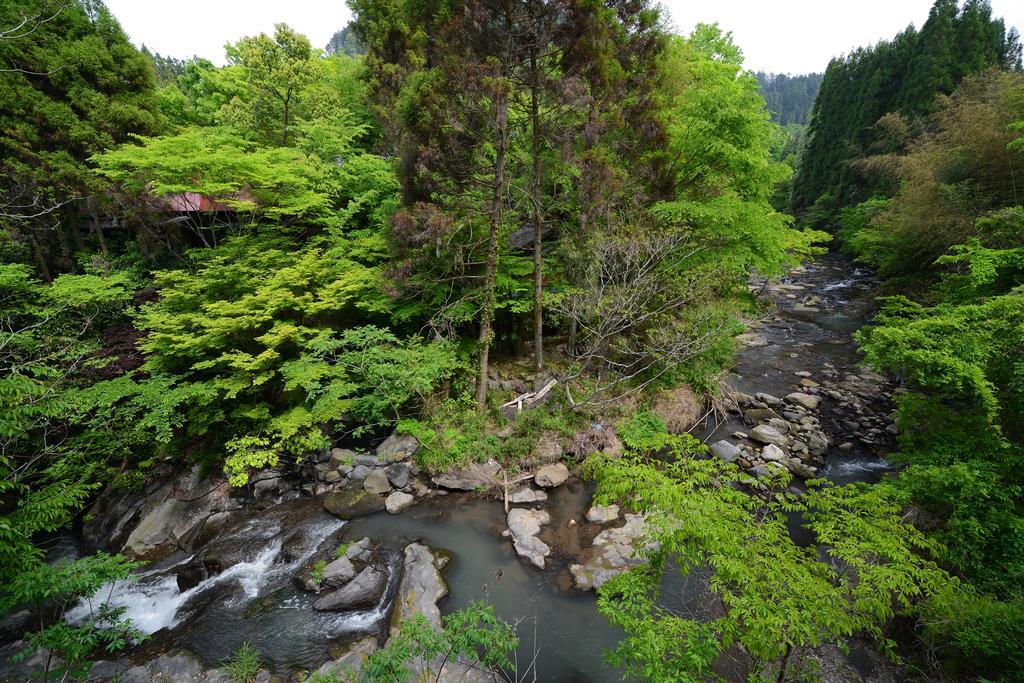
[791,0,1019,223]
[0,0,160,278]
[352,0,667,407]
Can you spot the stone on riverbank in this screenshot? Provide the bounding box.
[363,469,392,495]
[376,433,420,463]
[750,424,786,446]
[432,460,501,491]
[534,462,569,488]
[313,637,379,680]
[786,392,821,410]
[710,440,742,463]
[586,505,620,524]
[386,462,411,488]
[508,486,547,504]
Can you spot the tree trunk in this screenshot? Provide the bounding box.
[57,209,76,273]
[30,233,52,282]
[476,92,509,410]
[776,643,793,683]
[530,44,544,374]
[88,198,109,257]
[282,89,291,146]
[67,202,84,252]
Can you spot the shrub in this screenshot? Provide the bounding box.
[225,642,263,683]
[617,411,671,453]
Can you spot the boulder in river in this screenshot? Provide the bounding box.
[585,504,620,524]
[534,462,569,488]
[507,508,551,568]
[314,565,387,611]
[570,514,647,590]
[508,486,547,504]
[391,543,448,634]
[121,468,234,561]
[321,556,357,588]
[323,489,386,520]
[385,491,415,514]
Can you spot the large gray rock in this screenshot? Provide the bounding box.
[322,556,357,588]
[121,469,232,561]
[385,491,415,514]
[432,460,501,491]
[363,469,392,495]
[386,462,411,488]
[750,424,786,447]
[570,514,647,590]
[391,543,448,634]
[376,433,420,463]
[147,650,204,681]
[507,508,551,568]
[251,474,281,499]
[710,440,742,463]
[314,566,387,611]
[761,444,787,462]
[534,462,569,488]
[508,487,547,504]
[312,636,379,680]
[323,489,386,520]
[786,392,821,410]
[330,448,356,468]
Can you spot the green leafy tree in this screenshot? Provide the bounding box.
[119,235,456,485]
[224,23,318,146]
[585,440,954,682]
[0,263,133,582]
[361,602,517,682]
[1,553,145,681]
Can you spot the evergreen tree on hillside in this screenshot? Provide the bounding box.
[791,0,1020,223]
[755,71,823,125]
[0,0,161,277]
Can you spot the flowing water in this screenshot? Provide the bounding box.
[71,255,894,681]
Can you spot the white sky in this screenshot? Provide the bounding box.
[106,0,1024,75]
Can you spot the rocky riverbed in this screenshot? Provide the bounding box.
[0,255,903,683]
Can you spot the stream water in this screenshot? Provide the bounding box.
[71,255,894,681]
